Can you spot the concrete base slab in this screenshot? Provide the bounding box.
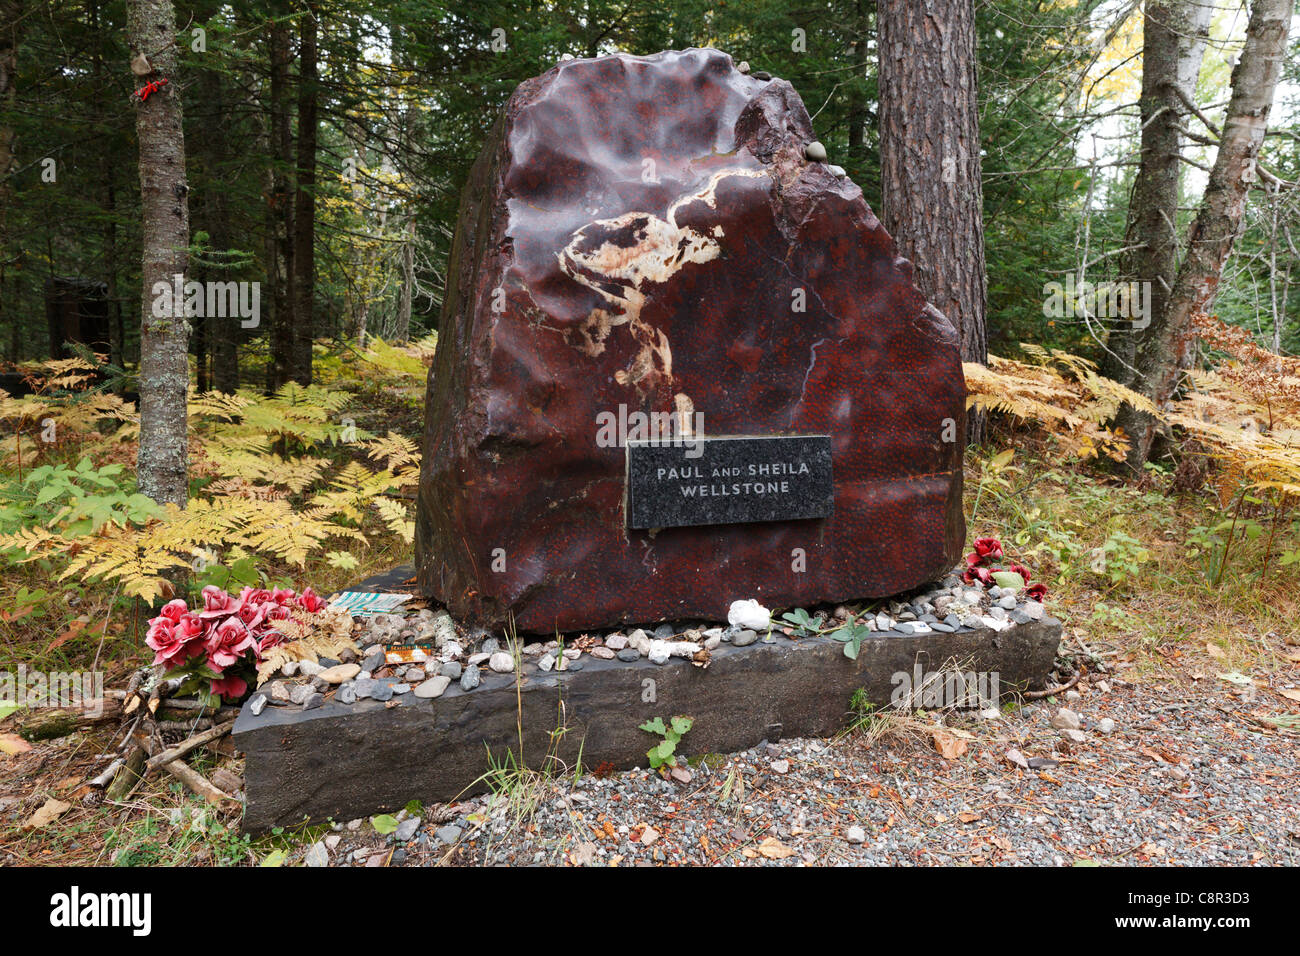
[235,617,1060,832]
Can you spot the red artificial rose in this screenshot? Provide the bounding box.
[962,565,993,586]
[198,584,241,619]
[1025,582,1048,602]
[145,613,205,667]
[210,674,248,701]
[159,598,189,623]
[296,586,326,613]
[973,537,1004,560]
[206,616,256,670]
[965,551,983,569]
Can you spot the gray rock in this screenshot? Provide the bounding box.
[538,653,556,672]
[435,825,463,844]
[304,841,329,867]
[732,629,758,647]
[1097,717,1117,735]
[1022,600,1045,621]
[390,683,411,695]
[604,633,629,650]
[413,675,451,699]
[302,692,324,710]
[481,637,500,655]
[1051,708,1082,731]
[653,624,675,640]
[804,140,827,161]
[439,661,462,680]
[460,664,481,691]
[616,648,641,662]
[394,816,421,842]
[249,694,267,716]
[467,652,490,666]
[336,682,357,705]
[998,594,1018,610]
[404,666,426,683]
[289,683,315,705]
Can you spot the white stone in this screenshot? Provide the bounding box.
[648,640,671,665]
[846,825,866,845]
[488,652,514,673]
[727,599,771,630]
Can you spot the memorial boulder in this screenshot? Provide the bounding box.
[416,49,966,632]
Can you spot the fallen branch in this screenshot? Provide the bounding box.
[18,698,123,741]
[104,747,146,802]
[134,733,239,809]
[1021,668,1083,700]
[145,720,235,772]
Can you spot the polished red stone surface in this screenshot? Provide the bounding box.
[416,49,965,633]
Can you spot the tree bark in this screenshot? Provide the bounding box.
[290,1,317,384]
[878,0,987,368]
[266,5,294,392]
[1102,0,1213,389]
[129,0,190,507]
[0,0,20,359]
[1117,0,1294,468]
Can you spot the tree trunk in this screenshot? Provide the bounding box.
[397,217,414,342]
[845,0,871,172]
[290,1,317,385]
[0,0,20,356]
[878,0,987,444]
[1117,0,1294,468]
[129,0,190,507]
[266,6,294,392]
[191,6,238,393]
[1102,0,1213,389]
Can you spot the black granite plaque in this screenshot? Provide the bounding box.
[626,435,834,529]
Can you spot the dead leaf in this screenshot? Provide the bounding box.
[932,730,968,760]
[0,733,32,757]
[1005,748,1029,770]
[24,797,70,829]
[757,837,796,860]
[1279,688,1300,703]
[1206,643,1225,659]
[957,811,983,824]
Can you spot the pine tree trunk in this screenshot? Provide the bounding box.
[129,0,190,507]
[878,0,987,444]
[0,0,20,354]
[266,8,294,392]
[290,1,317,385]
[1117,0,1294,468]
[1102,0,1213,389]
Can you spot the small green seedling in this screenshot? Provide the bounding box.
[639,715,693,771]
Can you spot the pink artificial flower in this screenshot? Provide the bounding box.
[198,585,241,619]
[206,616,256,670]
[973,537,1004,560]
[296,587,326,613]
[210,674,248,701]
[145,614,205,667]
[270,587,296,606]
[239,587,272,607]
[159,598,189,623]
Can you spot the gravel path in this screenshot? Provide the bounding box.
[306,669,1300,867]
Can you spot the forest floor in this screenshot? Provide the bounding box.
[1,447,1298,866]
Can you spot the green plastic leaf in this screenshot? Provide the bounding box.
[991,571,1025,591]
